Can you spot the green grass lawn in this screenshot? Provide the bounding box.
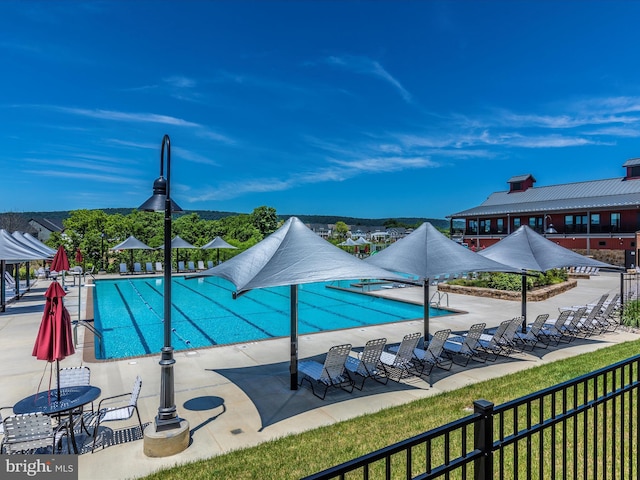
[141,339,640,480]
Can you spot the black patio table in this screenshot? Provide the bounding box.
[14,385,101,454]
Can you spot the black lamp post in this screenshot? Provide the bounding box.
[139,134,183,431]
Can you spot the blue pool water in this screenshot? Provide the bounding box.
[92,276,450,360]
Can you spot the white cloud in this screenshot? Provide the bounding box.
[324,55,413,103]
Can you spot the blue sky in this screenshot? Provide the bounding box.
[3,1,640,219]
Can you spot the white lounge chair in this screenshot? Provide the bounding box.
[133,262,142,274]
[1,412,69,454]
[145,262,155,274]
[380,332,421,382]
[87,376,143,453]
[345,338,387,390]
[197,260,205,271]
[414,329,452,385]
[444,323,486,365]
[155,262,163,273]
[299,344,354,399]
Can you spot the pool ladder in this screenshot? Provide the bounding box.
[430,291,449,308]
[73,320,105,358]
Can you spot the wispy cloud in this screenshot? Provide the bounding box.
[323,55,413,103]
[51,106,202,127]
[22,169,143,184]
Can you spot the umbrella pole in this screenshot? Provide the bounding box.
[423,279,430,341]
[217,249,220,265]
[290,284,298,390]
[56,359,61,401]
[521,273,527,332]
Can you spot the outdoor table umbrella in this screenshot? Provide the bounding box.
[50,245,70,288]
[75,248,83,266]
[32,281,75,401]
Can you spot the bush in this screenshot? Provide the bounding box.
[447,269,568,292]
[622,299,640,327]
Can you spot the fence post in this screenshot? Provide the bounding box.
[474,399,494,480]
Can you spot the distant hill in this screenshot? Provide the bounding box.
[6,209,463,229]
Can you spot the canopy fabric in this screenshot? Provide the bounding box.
[50,245,70,272]
[171,236,196,249]
[355,237,370,245]
[22,233,57,256]
[478,225,615,272]
[338,238,359,246]
[13,232,55,257]
[201,236,237,250]
[365,222,518,339]
[110,235,153,251]
[191,217,401,294]
[365,222,519,279]
[0,229,47,262]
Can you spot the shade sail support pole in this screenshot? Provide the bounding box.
[423,278,430,341]
[521,273,527,332]
[290,284,298,390]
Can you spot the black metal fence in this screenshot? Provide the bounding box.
[304,354,640,480]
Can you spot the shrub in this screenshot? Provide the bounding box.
[622,299,640,327]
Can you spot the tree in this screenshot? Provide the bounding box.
[250,206,278,238]
[334,221,349,239]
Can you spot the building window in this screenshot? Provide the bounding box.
[468,220,478,235]
[497,218,504,233]
[591,213,600,233]
[611,213,621,232]
[513,218,521,228]
[480,219,491,233]
[631,165,640,178]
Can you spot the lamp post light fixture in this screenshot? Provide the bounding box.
[544,214,557,235]
[139,134,190,456]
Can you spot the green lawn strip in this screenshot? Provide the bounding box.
[141,340,640,480]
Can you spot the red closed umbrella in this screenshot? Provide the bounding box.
[32,282,75,400]
[75,248,83,265]
[51,245,70,272]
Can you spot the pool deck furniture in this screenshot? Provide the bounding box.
[13,386,101,454]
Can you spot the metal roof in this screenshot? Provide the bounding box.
[507,174,536,183]
[622,158,640,167]
[450,176,640,218]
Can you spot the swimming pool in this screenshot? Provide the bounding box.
[92,276,450,360]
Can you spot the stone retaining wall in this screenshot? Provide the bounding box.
[437,279,578,301]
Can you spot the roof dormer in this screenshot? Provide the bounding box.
[507,174,536,193]
[623,158,640,180]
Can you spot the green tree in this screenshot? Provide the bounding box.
[250,206,278,237]
[334,221,349,239]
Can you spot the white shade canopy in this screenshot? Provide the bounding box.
[201,236,237,250]
[0,229,48,262]
[110,235,153,251]
[192,217,401,294]
[478,225,615,272]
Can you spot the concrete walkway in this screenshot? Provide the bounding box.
[0,272,637,480]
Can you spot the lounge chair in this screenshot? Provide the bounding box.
[155,262,163,273]
[379,332,421,382]
[1,412,69,454]
[85,266,95,279]
[557,307,587,340]
[345,338,387,390]
[445,323,486,365]
[477,319,512,360]
[119,263,128,275]
[187,261,196,272]
[515,314,549,350]
[207,260,215,269]
[414,329,453,385]
[133,262,142,274]
[87,376,143,453]
[177,261,186,273]
[299,344,354,399]
[145,262,155,274]
[197,260,205,271]
[540,310,572,345]
[591,298,621,333]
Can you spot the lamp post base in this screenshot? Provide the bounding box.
[143,419,190,457]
